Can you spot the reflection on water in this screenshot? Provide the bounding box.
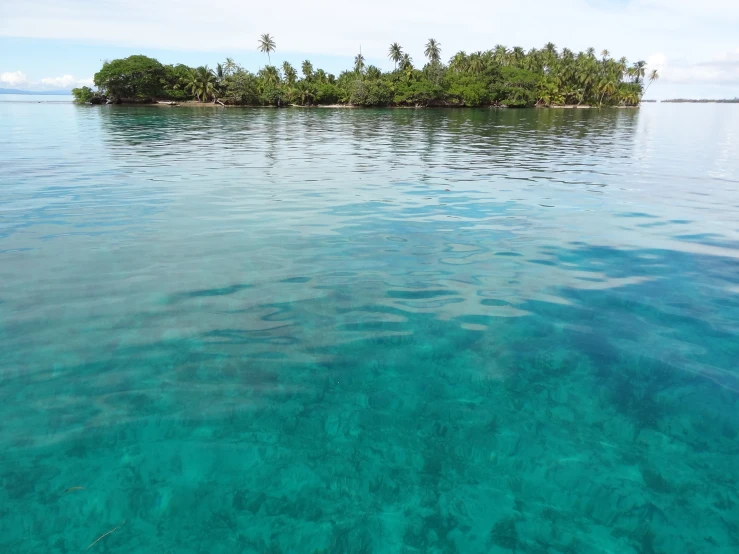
[0,104,738,553]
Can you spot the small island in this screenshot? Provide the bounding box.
[74,36,657,108]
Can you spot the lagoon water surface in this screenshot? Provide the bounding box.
[1,102,738,553]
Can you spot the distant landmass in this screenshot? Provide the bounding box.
[662,98,739,103]
[0,88,72,95]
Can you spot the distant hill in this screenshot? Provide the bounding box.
[0,88,72,95]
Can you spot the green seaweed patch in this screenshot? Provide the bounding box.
[489,516,519,552]
[640,466,672,494]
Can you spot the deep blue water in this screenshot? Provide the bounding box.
[1,102,738,553]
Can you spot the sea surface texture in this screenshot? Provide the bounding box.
[1,101,738,554]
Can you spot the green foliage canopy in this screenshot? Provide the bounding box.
[71,86,95,103]
[93,55,166,101]
[87,39,656,108]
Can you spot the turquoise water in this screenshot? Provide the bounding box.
[0,93,74,103]
[1,103,738,553]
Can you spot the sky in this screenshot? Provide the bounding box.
[1,0,738,99]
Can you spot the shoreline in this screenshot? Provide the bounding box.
[96,100,640,110]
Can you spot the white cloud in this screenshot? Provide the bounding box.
[641,49,739,99]
[1,0,735,63]
[0,70,29,87]
[1,0,738,97]
[39,74,93,89]
[647,49,739,85]
[0,70,92,91]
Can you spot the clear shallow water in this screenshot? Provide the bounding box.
[1,103,738,553]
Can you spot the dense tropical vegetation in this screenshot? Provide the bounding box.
[76,37,658,107]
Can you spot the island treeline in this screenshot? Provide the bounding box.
[74,36,658,108]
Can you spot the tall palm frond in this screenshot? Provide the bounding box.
[258,34,276,64]
[424,39,441,64]
[388,43,403,70]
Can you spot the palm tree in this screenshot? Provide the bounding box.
[601,49,610,60]
[295,80,314,105]
[223,57,238,76]
[619,84,641,106]
[632,61,646,84]
[214,63,225,95]
[257,65,282,104]
[366,65,382,80]
[511,47,525,66]
[399,53,413,71]
[354,52,365,74]
[493,45,508,64]
[598,78,617,106]
[184,69,200,101]
[643,69,659,95]
[185,66,216,102]
[301,60,313,80]
[469,52,485,74]
[617,56,628,77]
[397,53,413,82]
[449,51,469,73]
[577,64,595,105]
[424,39,441,64]
[388,43,403,70]
[523,48,541,72]
[541,45,558,74]
[258,34,276,64]
[282,62,297,86]
[259,65,281,87]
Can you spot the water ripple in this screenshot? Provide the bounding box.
[1,102,738,553]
